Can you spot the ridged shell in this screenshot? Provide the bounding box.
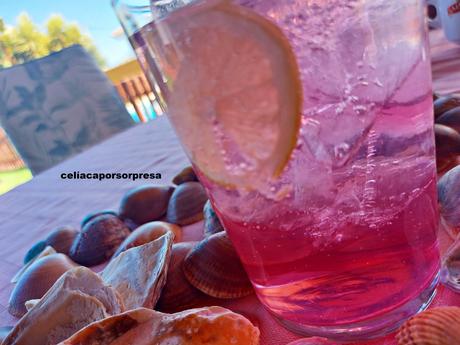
[434,96,460,119]
[396,307,460,345]
[12,246,57,283]
[203,200,225,237]
[8,253,78,317]
[435,124,460,174]
[436,107,460,132]
[114,221,182,257]
[156,242,213,313]
[59,307,259,345]
[182,231,253,298]
[70,214,130,266]
[23,241,47,264]
[166,182,208,225]
[172,166,198,185]
[438,165,460,234]
[81,210,117,228]
[119,185,174,225]
[45,226,79,256]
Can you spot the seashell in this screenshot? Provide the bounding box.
[441,234,460,290]
[172,166,198,185]
[203,200,225,237]
[102,231,173,310]
[434,96,460,119]
[166,181,208,225]
[396,307,460,345]
[4,267,124,345]
[183,231,253,298]
[435,124,460,174]
[8,253,78,317]
[12,246,57,283]
[81,210,118,228]
[23,241,47,264]
[438,165,460,234]
[0,326,13,344]
[114,221,182,257]
[45,226,79,256]
[70,214,130,266]
[123,217,138,231]
[156,242,214,313]
[119,185,174,225]
[287,338,338,345]
[59,306,260,345]
[436,106,460,132]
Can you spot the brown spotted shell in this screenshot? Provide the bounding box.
[70,214,130,266]
[114,221,182,257]
[156,242,214,313]
[396,307,460,345]
[8,253,78,317]
[182,231,253,299]
[45,226,79,256]
[166,182,208,226]
[119,185,174,225]
[203,200,225,237]
[172,166,198,185]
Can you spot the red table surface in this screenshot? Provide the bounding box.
[0,29,459,345]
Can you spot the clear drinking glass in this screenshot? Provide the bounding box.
[114,0,440,340]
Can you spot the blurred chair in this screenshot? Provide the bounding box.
[0,45,134,175]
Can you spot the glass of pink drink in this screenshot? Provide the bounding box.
[114,0,440,340]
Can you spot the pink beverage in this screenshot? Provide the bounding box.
[117,0,440,340]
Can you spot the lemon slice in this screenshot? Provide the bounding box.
[162,1,302,189]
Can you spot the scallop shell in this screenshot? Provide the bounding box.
[23,241,47,264]
[435,96,460,119]
[70,214,130,266]
[12,246,57,283]
[119,185,174,225]
[435,124,460,174]
[59,306,260,345]
[172,166,198,185]
[156,242,214,313]
[203,200,225,237]
[4,267,124,345]
[45,226,79,256]
[438,165,460,235]
[8,253,78,317]
[114,221,182,257]
[81,210,117,228]
[183,231,253,298]
[436,107,460,133]
[102,231,174,310]
[441,234,460,290]
[166,182,208,225]
[396,307,460,345]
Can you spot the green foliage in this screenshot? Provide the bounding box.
[0,13,106,68]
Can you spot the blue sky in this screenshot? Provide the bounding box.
[0,0,136,68]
